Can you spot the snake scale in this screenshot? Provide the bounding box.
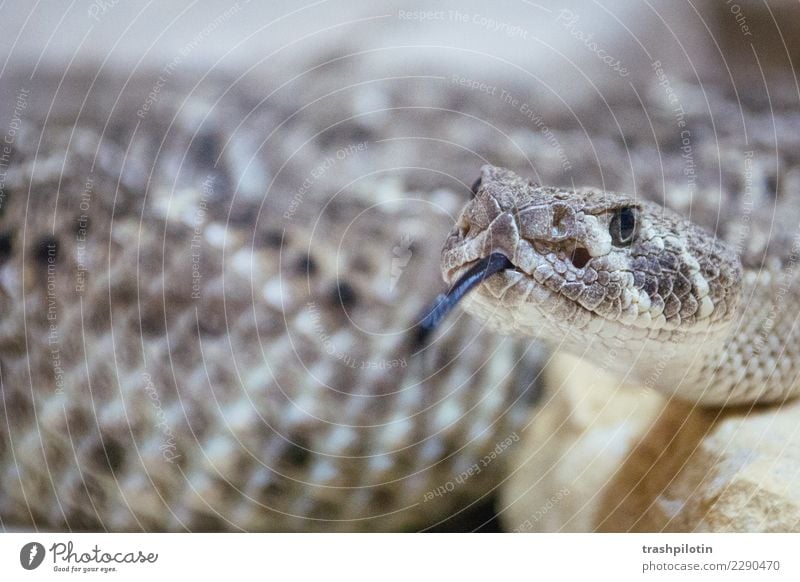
[0,53,798,531]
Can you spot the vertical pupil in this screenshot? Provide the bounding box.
[611,207,636,246]
[621,208,633,238]
[617,207,635,241]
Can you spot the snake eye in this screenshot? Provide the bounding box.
[470,176,482,198]
[610,207,637,246]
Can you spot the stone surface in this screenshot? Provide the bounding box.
[500,353,800,532]
[499,353,664,532]
[600,399,800,532]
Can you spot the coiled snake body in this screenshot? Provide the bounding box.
[0,71,541,532]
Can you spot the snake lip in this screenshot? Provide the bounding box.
[443,250,522,289]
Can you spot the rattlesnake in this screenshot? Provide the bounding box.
[0,58,797,531]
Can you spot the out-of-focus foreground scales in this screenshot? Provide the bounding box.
[0,70,543,532]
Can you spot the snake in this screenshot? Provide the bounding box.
[0,58,797,532]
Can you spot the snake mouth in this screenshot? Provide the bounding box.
[415,252,514,344]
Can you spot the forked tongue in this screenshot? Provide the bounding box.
[415,252,513,344]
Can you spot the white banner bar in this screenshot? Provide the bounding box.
[1,533,797,581]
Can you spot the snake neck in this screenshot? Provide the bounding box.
[460,265,800,407]
[676,266,800,406]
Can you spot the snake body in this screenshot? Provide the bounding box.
[0,70,543,532]
[0,59,797,531]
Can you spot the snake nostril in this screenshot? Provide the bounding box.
[570,246,591,269]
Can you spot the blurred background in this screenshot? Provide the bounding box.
[2,0,798,108]
[2,0,798,206]
[1,1,797,79]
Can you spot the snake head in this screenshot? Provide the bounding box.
[439,165,741,345]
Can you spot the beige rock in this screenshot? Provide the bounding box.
[500,352,800,532]
[600,399,800,532]
[499,353,664,532]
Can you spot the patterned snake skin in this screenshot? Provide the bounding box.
[0,49,797,531]
[0,69,544,532]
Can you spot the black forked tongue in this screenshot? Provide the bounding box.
[414,252,514,345]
